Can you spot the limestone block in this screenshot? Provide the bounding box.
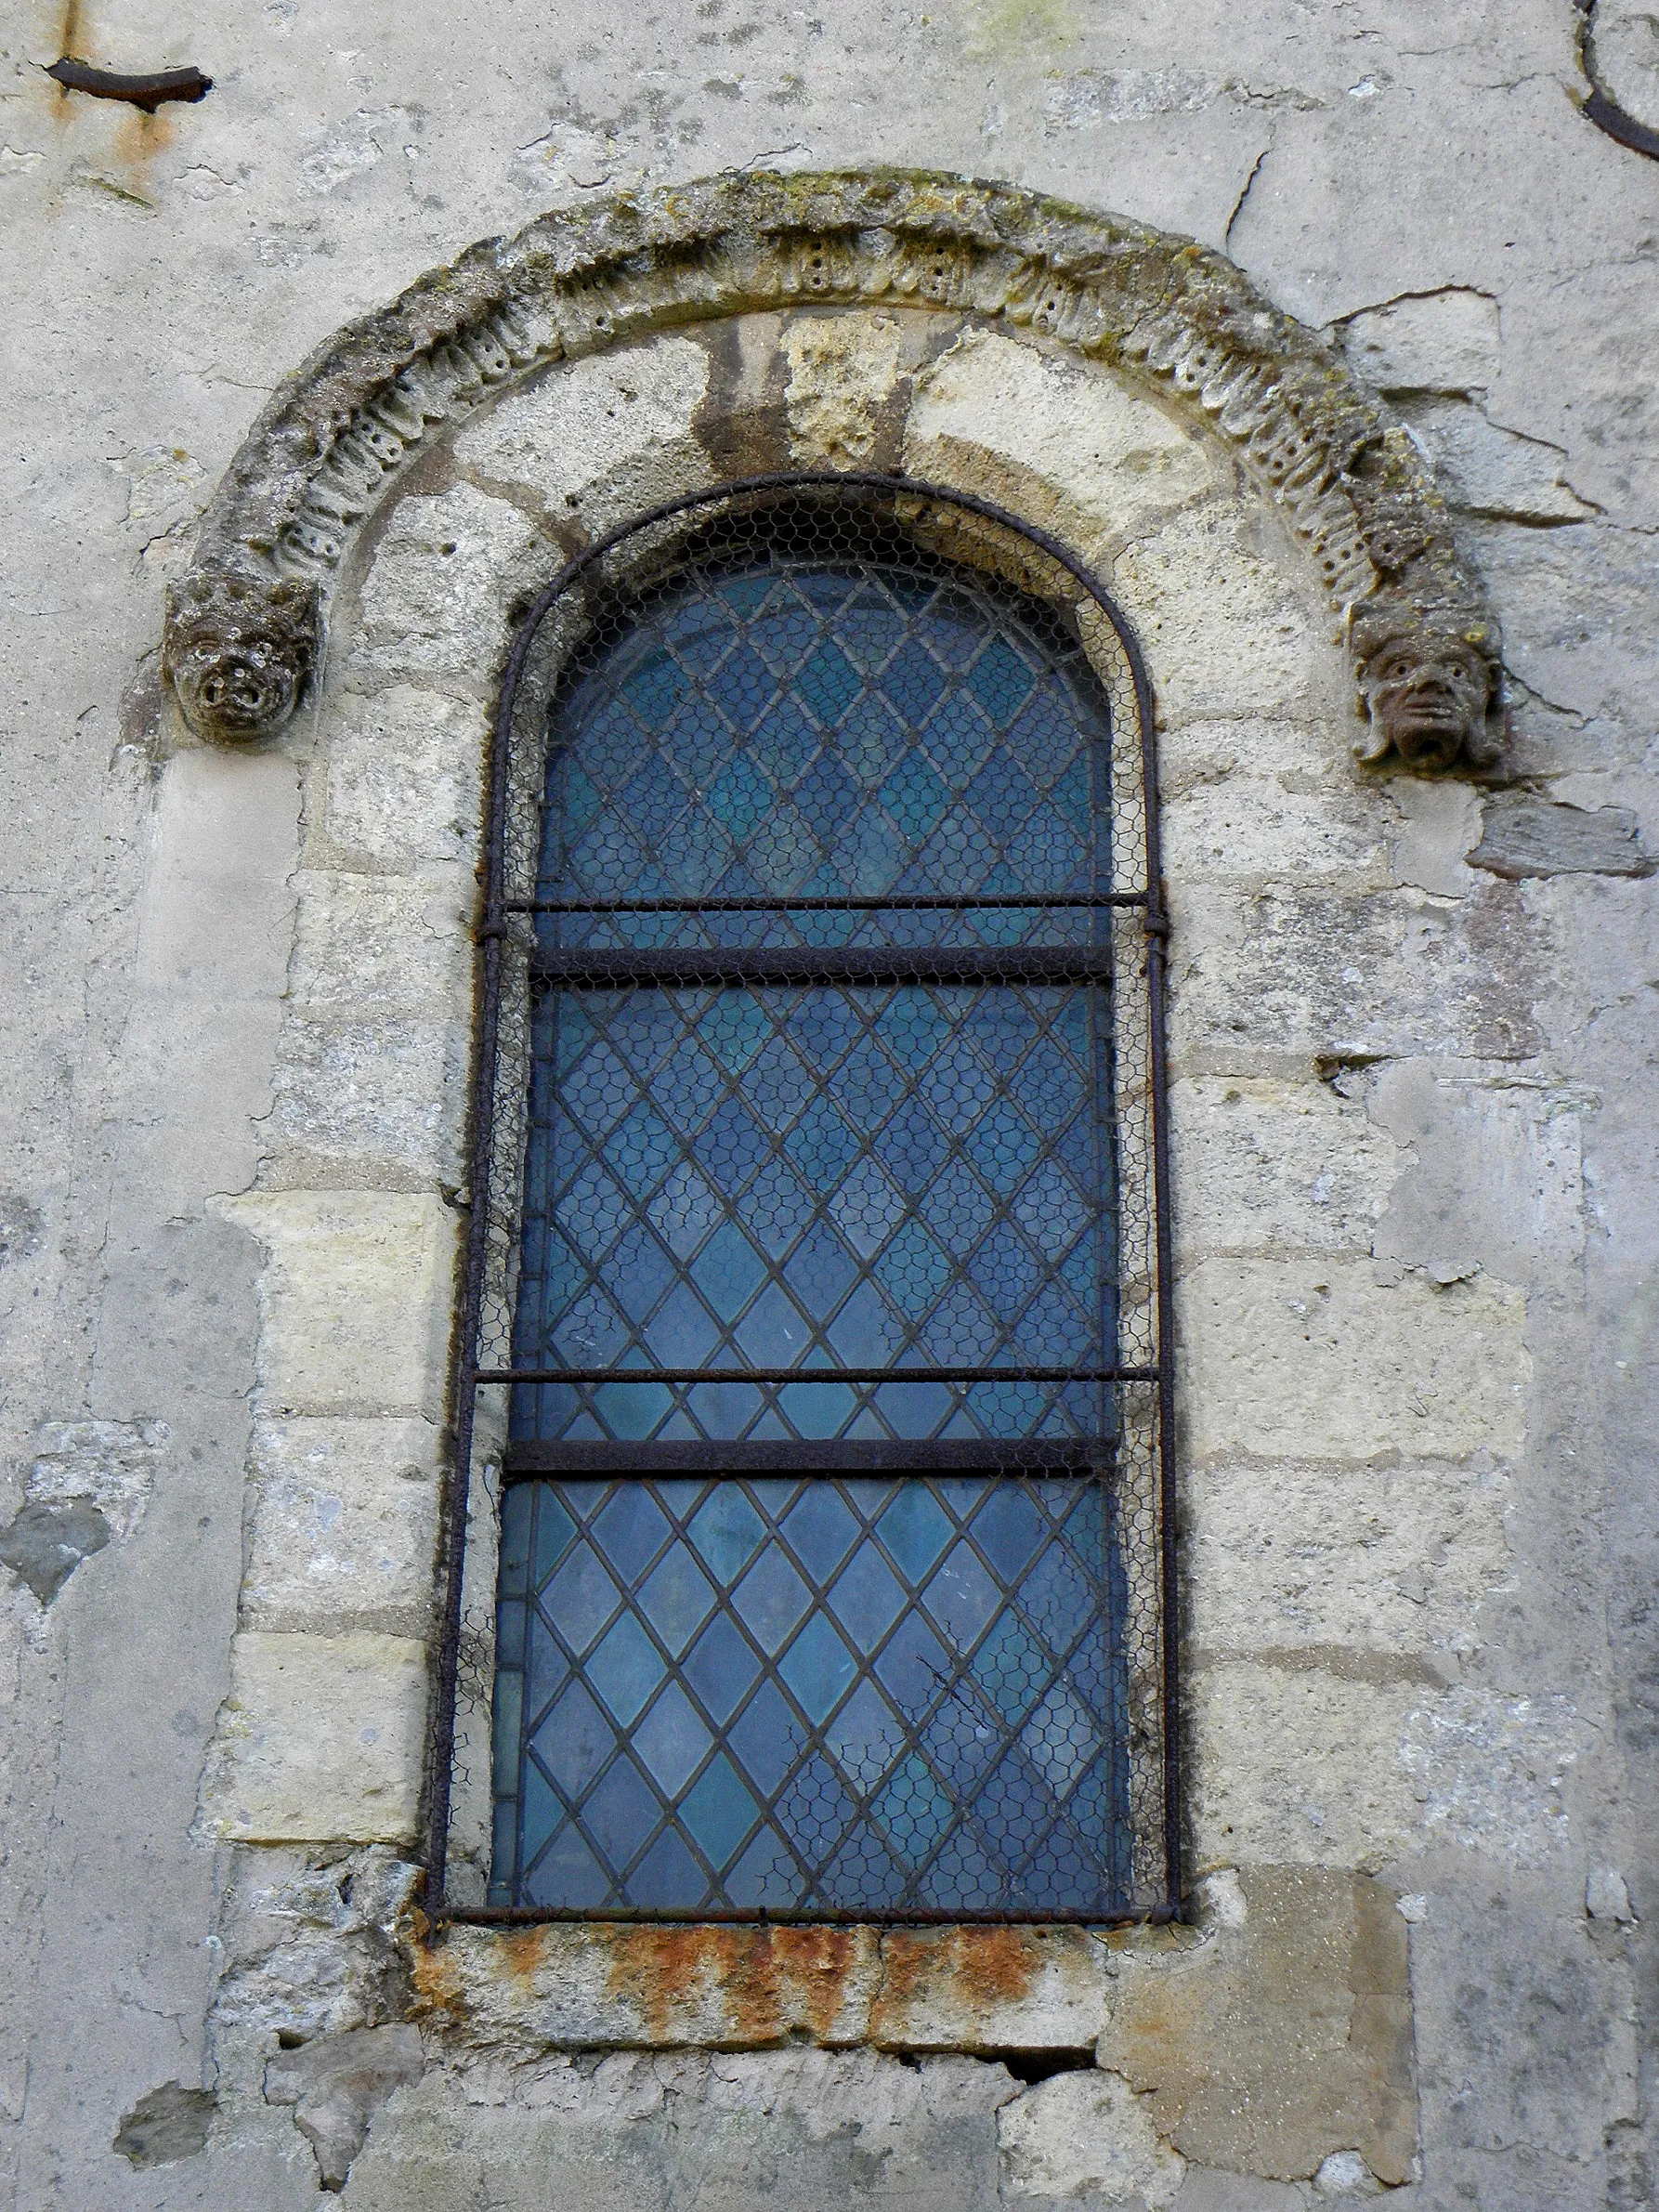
[270,1014,462,1184]
[201,1631,428,1843]
[243,1416,440,1630]
[1161,778,1389,887]
[1159,717,1356,792]
[215,1191,457,1419]
[999,2068,1184,2204]
[1095,1869,1417,2184]
[1185,1457,1509,1655]
[289,870,469,1017]
[905,328,1217,556]
[1185,1658,1423,1865]
[1167,882,1544,1068]
[785,311,906,465]
[341,2047,1014,2212]
[275,870,472,1179]
[1180,1254,1528,1463]
[323,686,488,869]
[452,336,713,529]
[349,482,551,698]
[1109,506,1341,724]
[869,1926,1109,2051]
[1169,1078,1396,1256]
[416,1923,882,2048]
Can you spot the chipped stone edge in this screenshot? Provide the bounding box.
[161,165,1504,771]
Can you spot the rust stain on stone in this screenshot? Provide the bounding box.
[875,1923,1041,2036]
[408,1935,470,2025]
[603,1925,729,2040]
[949,1925,1043,2008]
[499,1924,552,1984]
[601,1924,865,2044]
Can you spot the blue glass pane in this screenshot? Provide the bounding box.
[492,1474,1130,1912]
[490,547,1134,1912]
[632,1680,712,1798]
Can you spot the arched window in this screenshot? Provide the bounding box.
[438,481,1172,1923]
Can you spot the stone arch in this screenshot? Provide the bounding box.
[163,168,1506,772]
[188,278,1533,2118]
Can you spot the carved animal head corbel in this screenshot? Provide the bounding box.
[163,569,319,742]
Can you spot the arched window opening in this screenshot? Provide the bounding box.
[433,479,1174,1925]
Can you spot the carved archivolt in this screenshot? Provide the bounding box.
[163,167,1506,772]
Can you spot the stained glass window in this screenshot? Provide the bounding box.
[488,533,1134,1916]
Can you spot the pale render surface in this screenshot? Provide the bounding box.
[1,4,1656,2210]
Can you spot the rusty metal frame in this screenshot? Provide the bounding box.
[424,471,1179,1931]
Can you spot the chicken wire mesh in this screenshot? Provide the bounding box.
[431,475,1175,1925]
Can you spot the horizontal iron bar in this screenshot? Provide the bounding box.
[528,947,1112,988]
[507,892,1149,914]
[440,1904,1174,1929]
[503,1437,1113,1476]
[477,1365,1158,1384]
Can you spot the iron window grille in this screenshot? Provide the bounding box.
[427,474,1176,1928]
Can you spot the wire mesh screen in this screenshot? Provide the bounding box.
[432,476,1174,1925]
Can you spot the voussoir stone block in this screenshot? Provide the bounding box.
[904,327,1217,555]
[215,1190,458,1419]
[1180,1254,1528,1463]
[349,480,552,699]
[451,334,714,528]
[1110,505,1340,724]
[201,1630,428,1843]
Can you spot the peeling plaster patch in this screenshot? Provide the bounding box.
[116,445,206,530]
[112,2082,216,2168]
[297,110,409,196]
[1469,796,1653,880]
[0,1500,110,1606]
[0,1417,172,1601]
[0,1191,42,1264]
[1043,68,1217,128]
[999,2067,1185,2204]
[28,1416,169,1538]
[1400,1688,1589,1864]
[1338,290,1501,398]
[1396,396,1597,524]
[266,2024,424,2190]
[1313,2149,1382,2197]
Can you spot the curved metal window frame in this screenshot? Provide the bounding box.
[425,472,1178,1929]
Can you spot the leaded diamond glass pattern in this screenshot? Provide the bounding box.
[511,980,1115,1446]
[486,522,1143,1916]
[491,1474,1131,1912]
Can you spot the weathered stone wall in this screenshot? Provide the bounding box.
[2,5,1656,2209]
